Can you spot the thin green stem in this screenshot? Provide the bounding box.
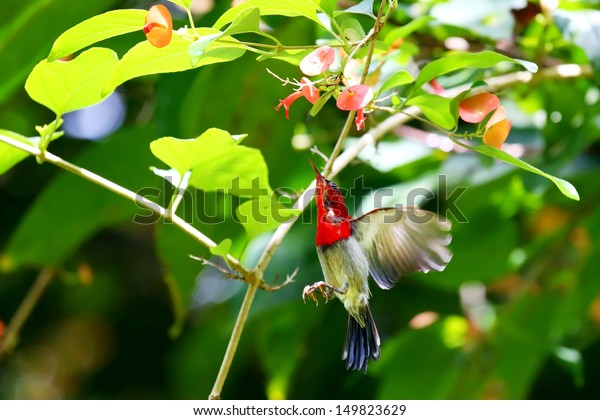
[185,7,199,38]
[209,281,258,400]
[0,268,55,358]
[0,134,250,279]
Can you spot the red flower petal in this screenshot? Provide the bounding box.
[483,119,512,148]
[300,77,320,104]
[275,91,304,119]
[300,46,335,76]
[336,84,373,111]
[355,108,367,130]
[429,78,445,94]
[485,106,507,128]
[459,92,500,123]
[145,5,173,48]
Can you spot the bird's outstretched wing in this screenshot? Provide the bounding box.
[351,206,452,290]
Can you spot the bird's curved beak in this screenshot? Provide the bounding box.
[308,159,326,184]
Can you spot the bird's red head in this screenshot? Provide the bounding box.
[309,160,351,247]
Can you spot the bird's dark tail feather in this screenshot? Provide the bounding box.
[342,306,380,372]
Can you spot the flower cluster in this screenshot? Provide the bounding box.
[144,5,173,48]
[275,46,374,131]
[459,92,512,148]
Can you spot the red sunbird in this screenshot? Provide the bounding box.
[304,160,452,371]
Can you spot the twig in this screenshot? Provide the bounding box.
[0,134,248,279]
[190,255,293,291]
[0,268,55,358]
[309,146,330,162]
[209,282,258,400]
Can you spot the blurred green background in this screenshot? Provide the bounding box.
[2,0,600,399]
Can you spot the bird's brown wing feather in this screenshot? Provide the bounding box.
[351,206,452,290]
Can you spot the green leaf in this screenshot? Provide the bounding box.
[0,0,117,103]
[378,70,415,94]
[150,128,272,195]
[257,48,307,65]
[0,130,34,175]
[167,0,192,8]
[210,238,233,263]
[309,89,335,117]
[25,47,118,116]
[318,0,337,16]
[384,16,434,45]
[188,33,223,66]
[407,94,457,130]
[104,30,245,94]
[189,7,261,66]
[48,9,147,61]
[213,0,325,30]
[222,6,261,37]
[340,17,366,43]
[455,140,580,201]
[236,196,300,241]
[414,51,538,91]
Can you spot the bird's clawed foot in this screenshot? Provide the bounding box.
[302,281,344,305]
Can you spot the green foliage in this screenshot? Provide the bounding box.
[453,141,580,201]
[0,0,119,102]
[167,0,193,8]
[25,48,118,116]
[413,51,538,91]
[378,70,414,94]
[3,126,158,270]
[150,128,271,194]
[48,9,147,61]
[104,30,246,93]
[1,0,599,402]
[0,130,34,175]
[213,0,326,30]
[407,94,456,130]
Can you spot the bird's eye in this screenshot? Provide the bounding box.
[328,181,337,189]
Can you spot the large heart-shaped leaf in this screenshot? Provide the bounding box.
[25,47,118,116]
[150,128,272,195]
[48,9,147,61]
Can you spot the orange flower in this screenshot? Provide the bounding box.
[483,106,512,148]
[459,92,500,123]
[144,5,173,48]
